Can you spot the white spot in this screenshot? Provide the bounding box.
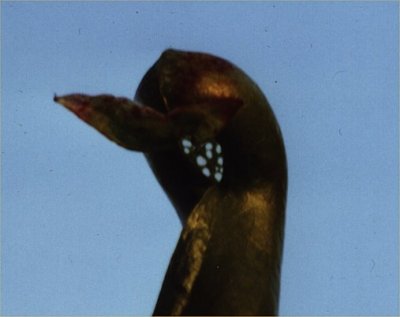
[206,150,213,159]
[216,144,222,154]
[182,138,192,148]
[202,167,211,177]
[196,155,207,166]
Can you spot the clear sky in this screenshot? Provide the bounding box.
[2,1,398,315]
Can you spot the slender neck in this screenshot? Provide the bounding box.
[214,94,287,315]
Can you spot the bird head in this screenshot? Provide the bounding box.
[54,49,286,222]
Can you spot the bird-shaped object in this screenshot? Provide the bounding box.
[54,49,287,316]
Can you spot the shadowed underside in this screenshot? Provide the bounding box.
[54,49,287,316]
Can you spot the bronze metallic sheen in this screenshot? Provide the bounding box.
[55,49,287,315]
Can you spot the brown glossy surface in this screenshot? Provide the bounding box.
[55,49,287,315]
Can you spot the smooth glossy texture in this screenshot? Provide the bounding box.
[55,49,287,315]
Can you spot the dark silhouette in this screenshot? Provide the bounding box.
[54,49,287,315]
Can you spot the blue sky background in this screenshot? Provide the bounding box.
[2,1,398,315]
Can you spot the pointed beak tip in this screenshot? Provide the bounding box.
[54,94,64,104]
[53,94,69,108]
